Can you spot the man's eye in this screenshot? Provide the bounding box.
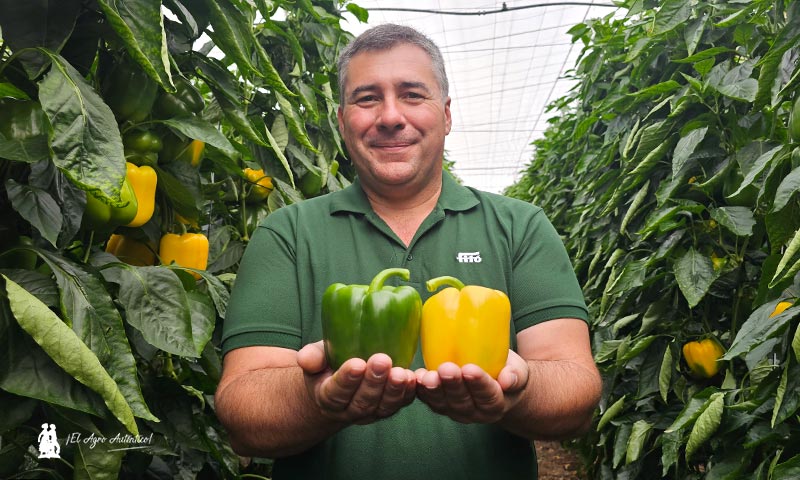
[356,95,378,103]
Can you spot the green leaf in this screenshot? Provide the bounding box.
[203,0,258,77]
[161,117,236,157]
[723,302,800,359]
[675,248,718,308]
[652,0,692,35]
[672,127,707,178]
[276,92,318,153]
[346,3,370,23]
[271,114,290,152]
[686,392,725,460]
[771,166,800,213]
[37,249,157,423]
[771,356,800,427]
[3,275,138,434]
[73,440,124,480]
[617,335,657,365]
[154,165,201,218]
[773,453,800,479]
[37,52,126,205]
[771,228,800,287]
[213,92,268,147]
[661,429,681,476]
[718,78,758,102]
[630,80,681,99]
[605,260,647,296]
[754,13,800,108]
[626,419,651,464]
[659,343,674,402]
[0,0,81,78]
[727,145,783,199]
[673,46,733,64]
[0,292,105,416]
[111,265,198,357]
[666,389,718,433]
[5,179,62,247]
[620,180,649,235]
[793,322,800,363]
[263,121,295,188]
[187,290,215,355]
[613,422,632,469]
[710,206,756,237]
[597,394,626,431]
[96,0,173,90]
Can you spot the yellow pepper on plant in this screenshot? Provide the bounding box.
[124,162,157,227]
[106,234,156,266]
[159,232,209,279]
[243,167,273,202]
[770,300,794,317]
[682,338,725,379]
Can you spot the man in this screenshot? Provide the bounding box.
[215,24,602,479]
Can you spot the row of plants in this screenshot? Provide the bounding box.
[0,0,365,478]
[507,0,800,478]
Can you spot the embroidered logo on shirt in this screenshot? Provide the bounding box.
[456,252,482,263]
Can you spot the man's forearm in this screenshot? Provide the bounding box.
[215,365,344,458]
[499,359,602,441]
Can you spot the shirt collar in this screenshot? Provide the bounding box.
[329,171,479,215]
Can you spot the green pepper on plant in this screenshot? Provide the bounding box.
[123,129,163,166]
[102,58,158,123]
[82,178,139,230]
[322,268,422,370]
[153,76,204,119]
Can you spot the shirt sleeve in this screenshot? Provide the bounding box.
[221,210,304,355]
[510,208,589,331]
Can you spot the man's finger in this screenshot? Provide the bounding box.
[346,354,391,416]
[318,359,366,411]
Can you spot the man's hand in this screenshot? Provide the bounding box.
[297,341,417,425]
[414,350,529,424]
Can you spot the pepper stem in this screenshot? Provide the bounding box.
[426,276,465,292]
[368,268,410,292]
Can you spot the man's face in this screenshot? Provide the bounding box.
[337,44,451,191]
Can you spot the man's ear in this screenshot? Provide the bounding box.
[444,97,452,135]
[337,106,345,136]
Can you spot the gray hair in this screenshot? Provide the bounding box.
[337,24,449,104]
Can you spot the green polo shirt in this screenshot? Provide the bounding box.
[222,173,588,480]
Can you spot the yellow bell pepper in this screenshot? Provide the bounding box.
[106,234,157,266]
[682,338,725,379]
[159,232,209,279]
[183,139,205,167]
[125,162,157,227]
[421,276,511,379]
[243,167,273,202]
[770,300,794,317]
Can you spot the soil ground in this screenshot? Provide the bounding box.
[535,441,582,480]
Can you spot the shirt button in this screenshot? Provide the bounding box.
[406,253,413,261]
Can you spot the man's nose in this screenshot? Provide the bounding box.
[376,98,405,130]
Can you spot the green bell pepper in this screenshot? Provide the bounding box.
[102,59,158,123]
[153,76,204,119]
[83,177,139,230]
[322,268,422,369]
[123,129,163,166]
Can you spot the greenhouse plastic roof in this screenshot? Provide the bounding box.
[341,0,619,193]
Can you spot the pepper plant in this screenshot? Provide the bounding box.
[507,0,800,477]
[0,0,364,477]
